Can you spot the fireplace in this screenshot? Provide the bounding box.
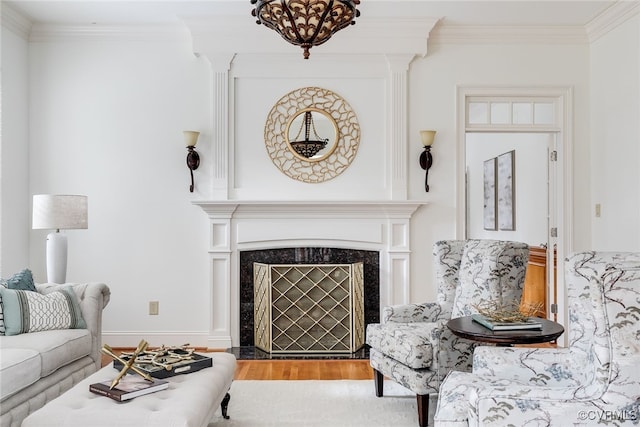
[239,248,379,349]
[193,201,424,349]
[254,262,364,353]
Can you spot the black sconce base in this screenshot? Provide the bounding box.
[419,146,433,193]
[187,147,200,193]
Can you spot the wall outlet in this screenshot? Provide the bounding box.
[149,301,159,315]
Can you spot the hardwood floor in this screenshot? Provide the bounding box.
[101,350,374,380]
[234,359,373,380]
[102,344,553,381]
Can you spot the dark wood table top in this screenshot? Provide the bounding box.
[447,315,565,345]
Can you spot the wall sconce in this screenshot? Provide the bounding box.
[184,131,200,193]
[419,130,436,192]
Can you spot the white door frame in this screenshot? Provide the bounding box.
[456,86,573,346]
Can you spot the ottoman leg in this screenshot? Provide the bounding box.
[221,392,231,419]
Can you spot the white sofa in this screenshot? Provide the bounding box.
[0,282,110,427]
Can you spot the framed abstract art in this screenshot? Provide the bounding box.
[497,150,515,230]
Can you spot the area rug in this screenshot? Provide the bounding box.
[208,380,437,427]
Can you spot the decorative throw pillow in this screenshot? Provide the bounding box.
[0,269,37,292]
[0,286,86,336]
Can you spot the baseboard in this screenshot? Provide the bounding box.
[101,331,222,349]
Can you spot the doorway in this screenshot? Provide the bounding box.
[456,87,573,345]
[466,132,551,245]
[466,132,554,318]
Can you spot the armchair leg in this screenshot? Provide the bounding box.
[374,369,384,397]
[417,394,429,427]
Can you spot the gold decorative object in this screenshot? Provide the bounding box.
[120,344,196,371]
[264,86,360,183]
[473,300,544,323]
[101,339,152,389]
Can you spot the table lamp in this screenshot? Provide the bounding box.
[32,195,88,283]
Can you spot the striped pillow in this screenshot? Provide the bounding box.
[0,286,86,336]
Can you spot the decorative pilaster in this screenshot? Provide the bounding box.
[387,220,411,304]
[195,202,238,349]
[386,54,415,200]
[200,53,234,199]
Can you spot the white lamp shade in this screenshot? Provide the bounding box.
[184,131,200,147]
[32,195,88,230]
[420,130,436,147]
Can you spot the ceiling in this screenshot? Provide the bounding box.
[4,0,618,28]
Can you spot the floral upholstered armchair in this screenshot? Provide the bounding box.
[366,239,529,427]
[435,251,640,426]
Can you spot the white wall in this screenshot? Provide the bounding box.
[27,35,213,343]
[1,24,30,276]
[7,18,629,346]
[466,133,549,246]
[407,41,590,303]
[25,37,592,342]
[590,14,640,251]
[231,70,387,200]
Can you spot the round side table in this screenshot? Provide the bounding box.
[447,315,564,346]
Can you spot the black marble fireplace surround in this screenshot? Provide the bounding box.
[238,247,380,355]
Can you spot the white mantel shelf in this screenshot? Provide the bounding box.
[192,199,427,349]
[192,200,427,218]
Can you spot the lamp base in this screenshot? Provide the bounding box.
[46,231,68,284]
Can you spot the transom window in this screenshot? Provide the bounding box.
[467,98,557,129]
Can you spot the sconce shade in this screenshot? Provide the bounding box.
[420,130,436,147]
[251,0,361,59]
[184,131,200,147]
[32,195,88,230]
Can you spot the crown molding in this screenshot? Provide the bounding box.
[28,23,190,43]
[185,16,439,57]
[18,7,637,47]
[430,25,588,45]
[586,0,640,42]
[24,16,438,56]
[1,1,32,40]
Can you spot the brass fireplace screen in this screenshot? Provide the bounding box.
[253,263,364,354]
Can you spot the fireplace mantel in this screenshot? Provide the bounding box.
[194,200,425,218]
[193,200,426,349]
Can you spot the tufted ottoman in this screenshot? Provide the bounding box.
[22,352,237,427]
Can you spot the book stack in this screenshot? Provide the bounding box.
[472,313,543,331]
[89,375,168,402]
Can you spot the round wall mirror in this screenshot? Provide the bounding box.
[285,108,339,161]
[264,87,360,183]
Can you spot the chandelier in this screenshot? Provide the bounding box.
[289,111,328,158]
[251,0,361,59]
